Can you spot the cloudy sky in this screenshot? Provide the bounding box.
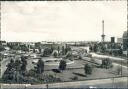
[1,1,127,42]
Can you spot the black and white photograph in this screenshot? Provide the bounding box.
[0,0,128,89]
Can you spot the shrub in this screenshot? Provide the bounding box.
[84,63,93,75]
[101,58,113,69]
[59,60,67,72]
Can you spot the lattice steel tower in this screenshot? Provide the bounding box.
[0,2,1,41]
[101,20,105,42]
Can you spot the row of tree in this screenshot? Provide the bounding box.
[0,45,5,51]
[2,56,27,83]
[3,56,115,83]
[2,56,68,83]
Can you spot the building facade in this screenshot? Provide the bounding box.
[123,31,128,51]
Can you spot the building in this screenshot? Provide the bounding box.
[117,38,123,44]
[0,40,7,46]
[122,31,128,51]
[111,37,115,43]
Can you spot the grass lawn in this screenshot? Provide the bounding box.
[41,67,123,83]
[26,57,128,83]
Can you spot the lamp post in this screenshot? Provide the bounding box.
[121,59,123,76]
[112,77,114,88]
[44,76,49,89]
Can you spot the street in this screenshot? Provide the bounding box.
[1,77,128,88]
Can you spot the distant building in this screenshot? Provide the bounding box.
[117,38,123,44]
[111,37,115,43]
[122,31,128,50]
[0,40,7,46]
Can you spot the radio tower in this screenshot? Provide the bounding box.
[0,2,1,42]
[101,20,105,43]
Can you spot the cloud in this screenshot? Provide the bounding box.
[1,1,127,42]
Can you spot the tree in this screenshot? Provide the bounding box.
[21,56,27,74]
[12,45,21,50]
[101,58,113,69]
[14,60,22,82]
[38,48,42,53]
[3,59,15,83]
[2,68,15,83]
[59,60,67,72]
[65,46,71,54]
[6,59,15,71]
[100,44,106,53]
[62,46,65,55]
[3,59,26,83]
[66,52,72,59]
[0,45,5,51]
[116,66,122,75]
[53,51,58,58]
[93,44,98,52]
[43,48,52,57]
[14,60,22,71]
[89,45,93,52]
[20,45,29,52]
[57,46,60,54]
[84,63,93,75]
[35,59,44,74]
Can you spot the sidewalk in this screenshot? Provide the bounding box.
[1,77,127,88]
[90,53,126,61]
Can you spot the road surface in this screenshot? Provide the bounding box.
[1,77,128,88]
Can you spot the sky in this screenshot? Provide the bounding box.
[1,1,127,42]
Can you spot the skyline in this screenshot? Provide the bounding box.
[1,1,127,42]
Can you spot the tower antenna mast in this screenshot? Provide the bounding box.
[101,20,105,43]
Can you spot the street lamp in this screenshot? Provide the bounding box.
[112,77,114,88]
[44,76,49,89]
[121,59,123,76]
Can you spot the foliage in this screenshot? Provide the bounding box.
[28,69,36,77]
[3,59,22,83]
[3,59,15,82]
[57,46,60,54]
[20,45,29,52]
[43,48,53,57]
[93,44,98,52]
[84,63,93,75]
[42,74,62,83]
[116,66,122,75]
[35,59,44,74]
[6,59,14,70]
[14,60,22,71]
[9,45,21,50]
[53,51,58,58]
[3,58,44,84]
[71,76,78,81]
[65,46,71,54]
[59,60,67,71]
[21,56,28,75]
[100,44,106,53]
[66,52,72,59]
[62,46,65,55]
[0,45,5,51]
[101,58,113,69]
